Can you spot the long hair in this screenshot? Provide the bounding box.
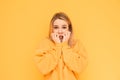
[49,12,76,47]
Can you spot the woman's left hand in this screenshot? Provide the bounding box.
[62,31,71,42]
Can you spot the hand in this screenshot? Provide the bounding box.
[51,32,61,43]
[62,31,71,42]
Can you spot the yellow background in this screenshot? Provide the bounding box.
[0,0,120,80]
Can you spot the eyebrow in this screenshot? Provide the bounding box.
[62,24,67,26]
[53,25,58,27]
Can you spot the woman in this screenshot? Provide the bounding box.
[34,12,88,80]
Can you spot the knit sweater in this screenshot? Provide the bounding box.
[34,38,88,80]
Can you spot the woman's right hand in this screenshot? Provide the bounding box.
[51,33,61,43]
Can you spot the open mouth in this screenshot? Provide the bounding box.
[59,35,63,40]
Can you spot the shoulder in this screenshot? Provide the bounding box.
[36,37,54,49]
[39,37,53,44]
[72,38,85,49]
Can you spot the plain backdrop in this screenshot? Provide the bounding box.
[0,0,120,80]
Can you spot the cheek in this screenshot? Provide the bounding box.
[52,29,58,33]
[63,28,69,32]
[62,30,67,32]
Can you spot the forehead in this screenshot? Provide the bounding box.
[53,19,68,25]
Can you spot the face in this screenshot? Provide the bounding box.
[52,19,69,35]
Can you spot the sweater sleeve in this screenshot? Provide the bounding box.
[62,40,88,74]
[34,39,61,75]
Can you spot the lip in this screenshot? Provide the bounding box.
[58,32,63,34]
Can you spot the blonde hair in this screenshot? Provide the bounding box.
[49,12,76,47]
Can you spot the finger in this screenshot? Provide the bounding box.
[67,31,71,37]
[63,34,66,41]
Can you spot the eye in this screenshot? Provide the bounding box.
[62,27,67,29]
[62,25,68,29]
[53,25,59,29]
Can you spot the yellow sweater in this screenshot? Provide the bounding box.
[34,38,88,80]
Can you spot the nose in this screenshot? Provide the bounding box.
[58,29,63,34]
